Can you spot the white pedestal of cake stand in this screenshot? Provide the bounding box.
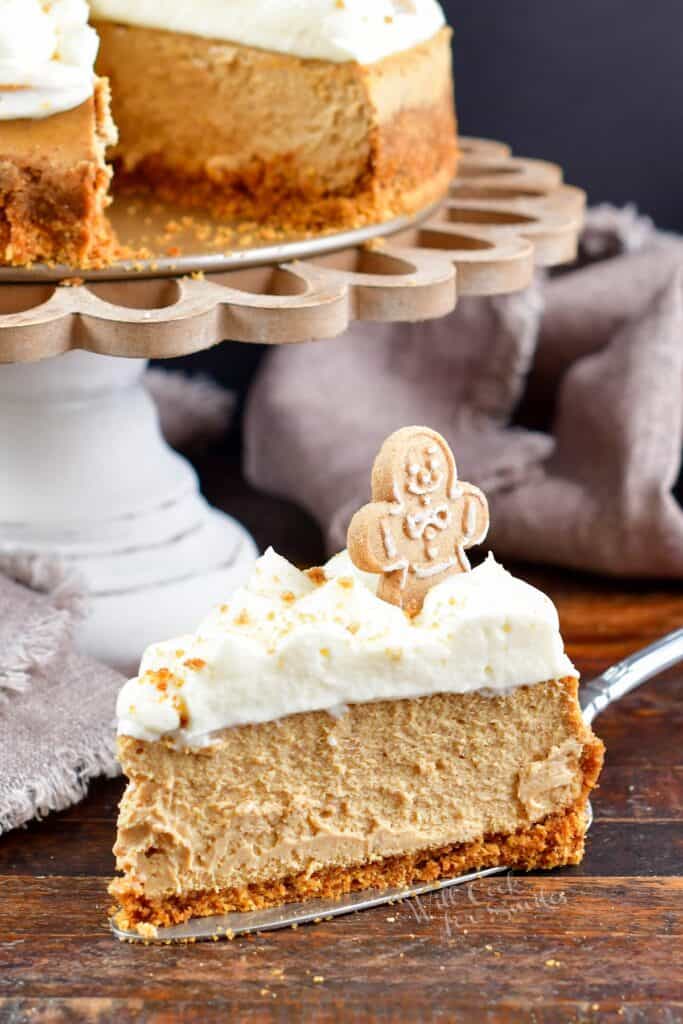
[0,351,257,673]
[0,139,585,672]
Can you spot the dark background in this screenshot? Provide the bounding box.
[445,0,683,230]
[176,3,683,418]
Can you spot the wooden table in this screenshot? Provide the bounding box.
[2,457,682,1023]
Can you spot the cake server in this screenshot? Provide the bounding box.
[112,627,683,944]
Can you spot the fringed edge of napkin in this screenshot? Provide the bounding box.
[581,203,657,259]
[0,722,119,836]
[0,553,86,700]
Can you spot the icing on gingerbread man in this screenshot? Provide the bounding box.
[348,426,489,616]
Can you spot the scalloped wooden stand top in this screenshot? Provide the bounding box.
[347,426,490,616]
[0,137,585,364]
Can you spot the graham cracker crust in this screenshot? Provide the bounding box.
[111,98,457,237]
[0,160,115,268]
[110,801,594,934]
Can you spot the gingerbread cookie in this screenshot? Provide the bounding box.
[347,426,489,616]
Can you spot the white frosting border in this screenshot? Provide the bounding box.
[117,550,577,745]
[88,0,447,64]
[0,0,97,120]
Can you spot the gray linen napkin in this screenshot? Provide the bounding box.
[244,208,683,578]
[0,557,123,834]
[0,370,235,834]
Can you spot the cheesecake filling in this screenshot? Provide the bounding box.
[114,683,594,901]
[116,549,578,745]
[0,0,98,120]
[88,0,446,64]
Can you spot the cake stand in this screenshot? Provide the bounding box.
[0,138,585,671]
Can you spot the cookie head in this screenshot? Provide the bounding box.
[372,427,456,504]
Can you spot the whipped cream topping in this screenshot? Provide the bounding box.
[88,0,446,64]
[0,0,98,120]
[117,549,577,744]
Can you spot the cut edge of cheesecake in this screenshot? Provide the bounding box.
[109,677,604,935]
[94,24,458,234]
[0,25,457,268]
[0,77,118,268]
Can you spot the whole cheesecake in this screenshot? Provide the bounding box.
[0,1,457,267]
[110,548,604,935]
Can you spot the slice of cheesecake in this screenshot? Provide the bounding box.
[109,549,604,935]
[0,79,116,267]
[90,1,457,231]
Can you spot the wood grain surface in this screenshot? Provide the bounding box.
[1,457,682,1023]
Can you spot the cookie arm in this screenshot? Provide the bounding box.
[460,484,490,549]
[348,502,405,575]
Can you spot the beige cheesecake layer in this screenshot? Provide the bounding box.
[94,24,457,230]
[0,79,117,267]
[110,678,604,931]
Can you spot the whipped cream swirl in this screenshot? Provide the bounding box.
[0,0,98,120]
[88,0,446,64]
[116,549,577,744]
